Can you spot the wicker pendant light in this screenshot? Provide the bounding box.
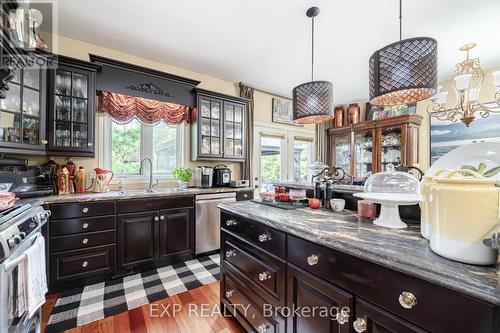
[292,7,334,124]
[369,0,438,106]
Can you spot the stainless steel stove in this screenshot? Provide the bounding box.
[0,203,51,333]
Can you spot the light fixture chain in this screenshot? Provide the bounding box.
[311,15,315,81]
[399,0,403,41]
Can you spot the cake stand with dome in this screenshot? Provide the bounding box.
[354,164,421,229]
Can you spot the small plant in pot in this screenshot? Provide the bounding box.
[172,167,192,189]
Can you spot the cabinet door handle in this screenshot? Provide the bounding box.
[82,207,89,213]
[88,142,93,147]
[258,233,271,242]
[154,216,159,221]
[82,238,88,244]
[160,215,165,220]
[225,250,236,258]
[337,309,350,325]
[82,261,88,268]
[399,291,417,309]
[40,139,48,145]
[225,219,237,227]
[225,289,235,298]
[257,324,269,333]
[353,318,367,332]
[82,223,89,229]
[258,271,271,281]
[307,254,319,266]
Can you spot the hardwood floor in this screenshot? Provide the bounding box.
[42,282,244,333]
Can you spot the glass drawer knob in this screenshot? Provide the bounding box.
[225,289,235,298]
[225,219,237,226]
[82,223,89,229]
[82,207,89,213]
[258,233,271,242]
[338,309,350,325]
[88,142,93,147]
[82,238,88,244]
[225,250,236,258]
[353,318,367,332]
[307,254,319,266]
[154,216,159,221]
[82,261,88,268]
[160,215,165,220]
[41,139,48,145]
[258,271,271,281]
[257,324,269,333]
[399,291,417,309]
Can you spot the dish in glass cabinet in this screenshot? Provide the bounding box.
[426,142,500,180]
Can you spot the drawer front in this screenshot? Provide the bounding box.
[50,215,116,236]
[116,196,194,214]
[221,212,285,258]
[236,190,254,201]
[50,244,115,284]
[222,233,285,306]
[50,230,115,252]
[222,273,285,333]
[288,235,497,333]
[50,201,116,219]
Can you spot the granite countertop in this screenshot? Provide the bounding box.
[218,201,499,305]
[20,186,253,205]
[275,182,364,193]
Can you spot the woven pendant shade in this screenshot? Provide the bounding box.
[293,80,334,124]
[369,37,438,106]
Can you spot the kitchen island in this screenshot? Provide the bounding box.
[218,201,498,333]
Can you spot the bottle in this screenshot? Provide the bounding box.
[324,182,332,209]
[348,103,361,125]
[314,181,324,202]
[75,166,86,193]
[58,167,70,195]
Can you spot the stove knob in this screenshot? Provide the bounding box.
[19,232,26,240]
[7,236,21,248]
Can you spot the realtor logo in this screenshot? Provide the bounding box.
[0,0,58,69]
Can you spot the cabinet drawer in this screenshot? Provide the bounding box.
[222,273,285,333]
[222,234,285,307]
[116,196,194,214]
[221,212,285,258]
[288,235,497,333]
[50,215,116,236]
[50,230,115,252]
[50,201,116,219]
[236,190,254,201]
[49,244,115,284]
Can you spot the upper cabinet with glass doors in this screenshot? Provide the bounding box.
[0,66,47,154]
[47,56,100,157]
[192,89,247,161]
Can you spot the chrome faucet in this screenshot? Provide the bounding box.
[139,157,156,192]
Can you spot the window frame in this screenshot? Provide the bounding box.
[99,116,187,184]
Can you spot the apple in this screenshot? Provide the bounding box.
[308,198,321,209]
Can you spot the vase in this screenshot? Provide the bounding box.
[334,106,344,127]
[347,103,361,125]
[177,181,188,189]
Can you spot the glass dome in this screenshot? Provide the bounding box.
[364,164,419,194]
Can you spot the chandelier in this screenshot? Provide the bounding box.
[427,43,500,127]
[292,7,334,124]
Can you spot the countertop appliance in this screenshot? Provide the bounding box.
[0,164,53,198]
[230,180,249,188]
[0,203,51,333]
[212,165,231,187]
[195,192,236,254]
[195,166,213,188]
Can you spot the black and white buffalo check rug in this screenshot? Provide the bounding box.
[46,254,220,333]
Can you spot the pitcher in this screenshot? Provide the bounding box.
[87,168,114,193]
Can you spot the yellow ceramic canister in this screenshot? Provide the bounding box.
[420,169,452,240]
[429,169,499,265]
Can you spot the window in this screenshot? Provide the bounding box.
[293,137,314,184]
[259,134,284,189]
[103,118,184,179]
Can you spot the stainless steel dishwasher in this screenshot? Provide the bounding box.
[195,192,236,255]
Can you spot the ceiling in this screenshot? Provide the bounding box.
[49,0,500,103]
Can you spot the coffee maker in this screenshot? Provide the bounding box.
[195,166,213,188]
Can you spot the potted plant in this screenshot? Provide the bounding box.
[172,167,192,189]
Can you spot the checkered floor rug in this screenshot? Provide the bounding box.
[46,254,220,333]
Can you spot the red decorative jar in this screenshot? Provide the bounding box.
[334,106,345,127]
[347,103,361,125]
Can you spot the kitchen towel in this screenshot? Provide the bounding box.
[24,234,48,318]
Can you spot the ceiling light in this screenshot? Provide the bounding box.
[292,7,334,124]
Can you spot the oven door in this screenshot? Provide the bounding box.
[0,232,44,333]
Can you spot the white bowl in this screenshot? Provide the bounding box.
[330,199,345,212]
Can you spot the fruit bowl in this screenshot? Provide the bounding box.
[259,191,276,202]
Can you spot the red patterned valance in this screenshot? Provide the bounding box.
[97,91,191,125]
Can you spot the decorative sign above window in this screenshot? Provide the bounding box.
[272,97,302,127]
[125,82,174,98]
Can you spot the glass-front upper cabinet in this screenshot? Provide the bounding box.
[378,126,403,172]
[353,129,375,180]
[192,90,246,161]
[223,101,244,159]
[48,56,98,156]
[0,67,47,153]
[332,132,351,177]
[199,96,222,157]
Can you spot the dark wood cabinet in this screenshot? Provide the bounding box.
[158,208,193,261]
[0,67,47,154]
[353,298,427,333]
[328,115,422,180]
[192,88,248,161]
[287,264,354,333]
[118,211,157,269]
[47,55,100,157]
